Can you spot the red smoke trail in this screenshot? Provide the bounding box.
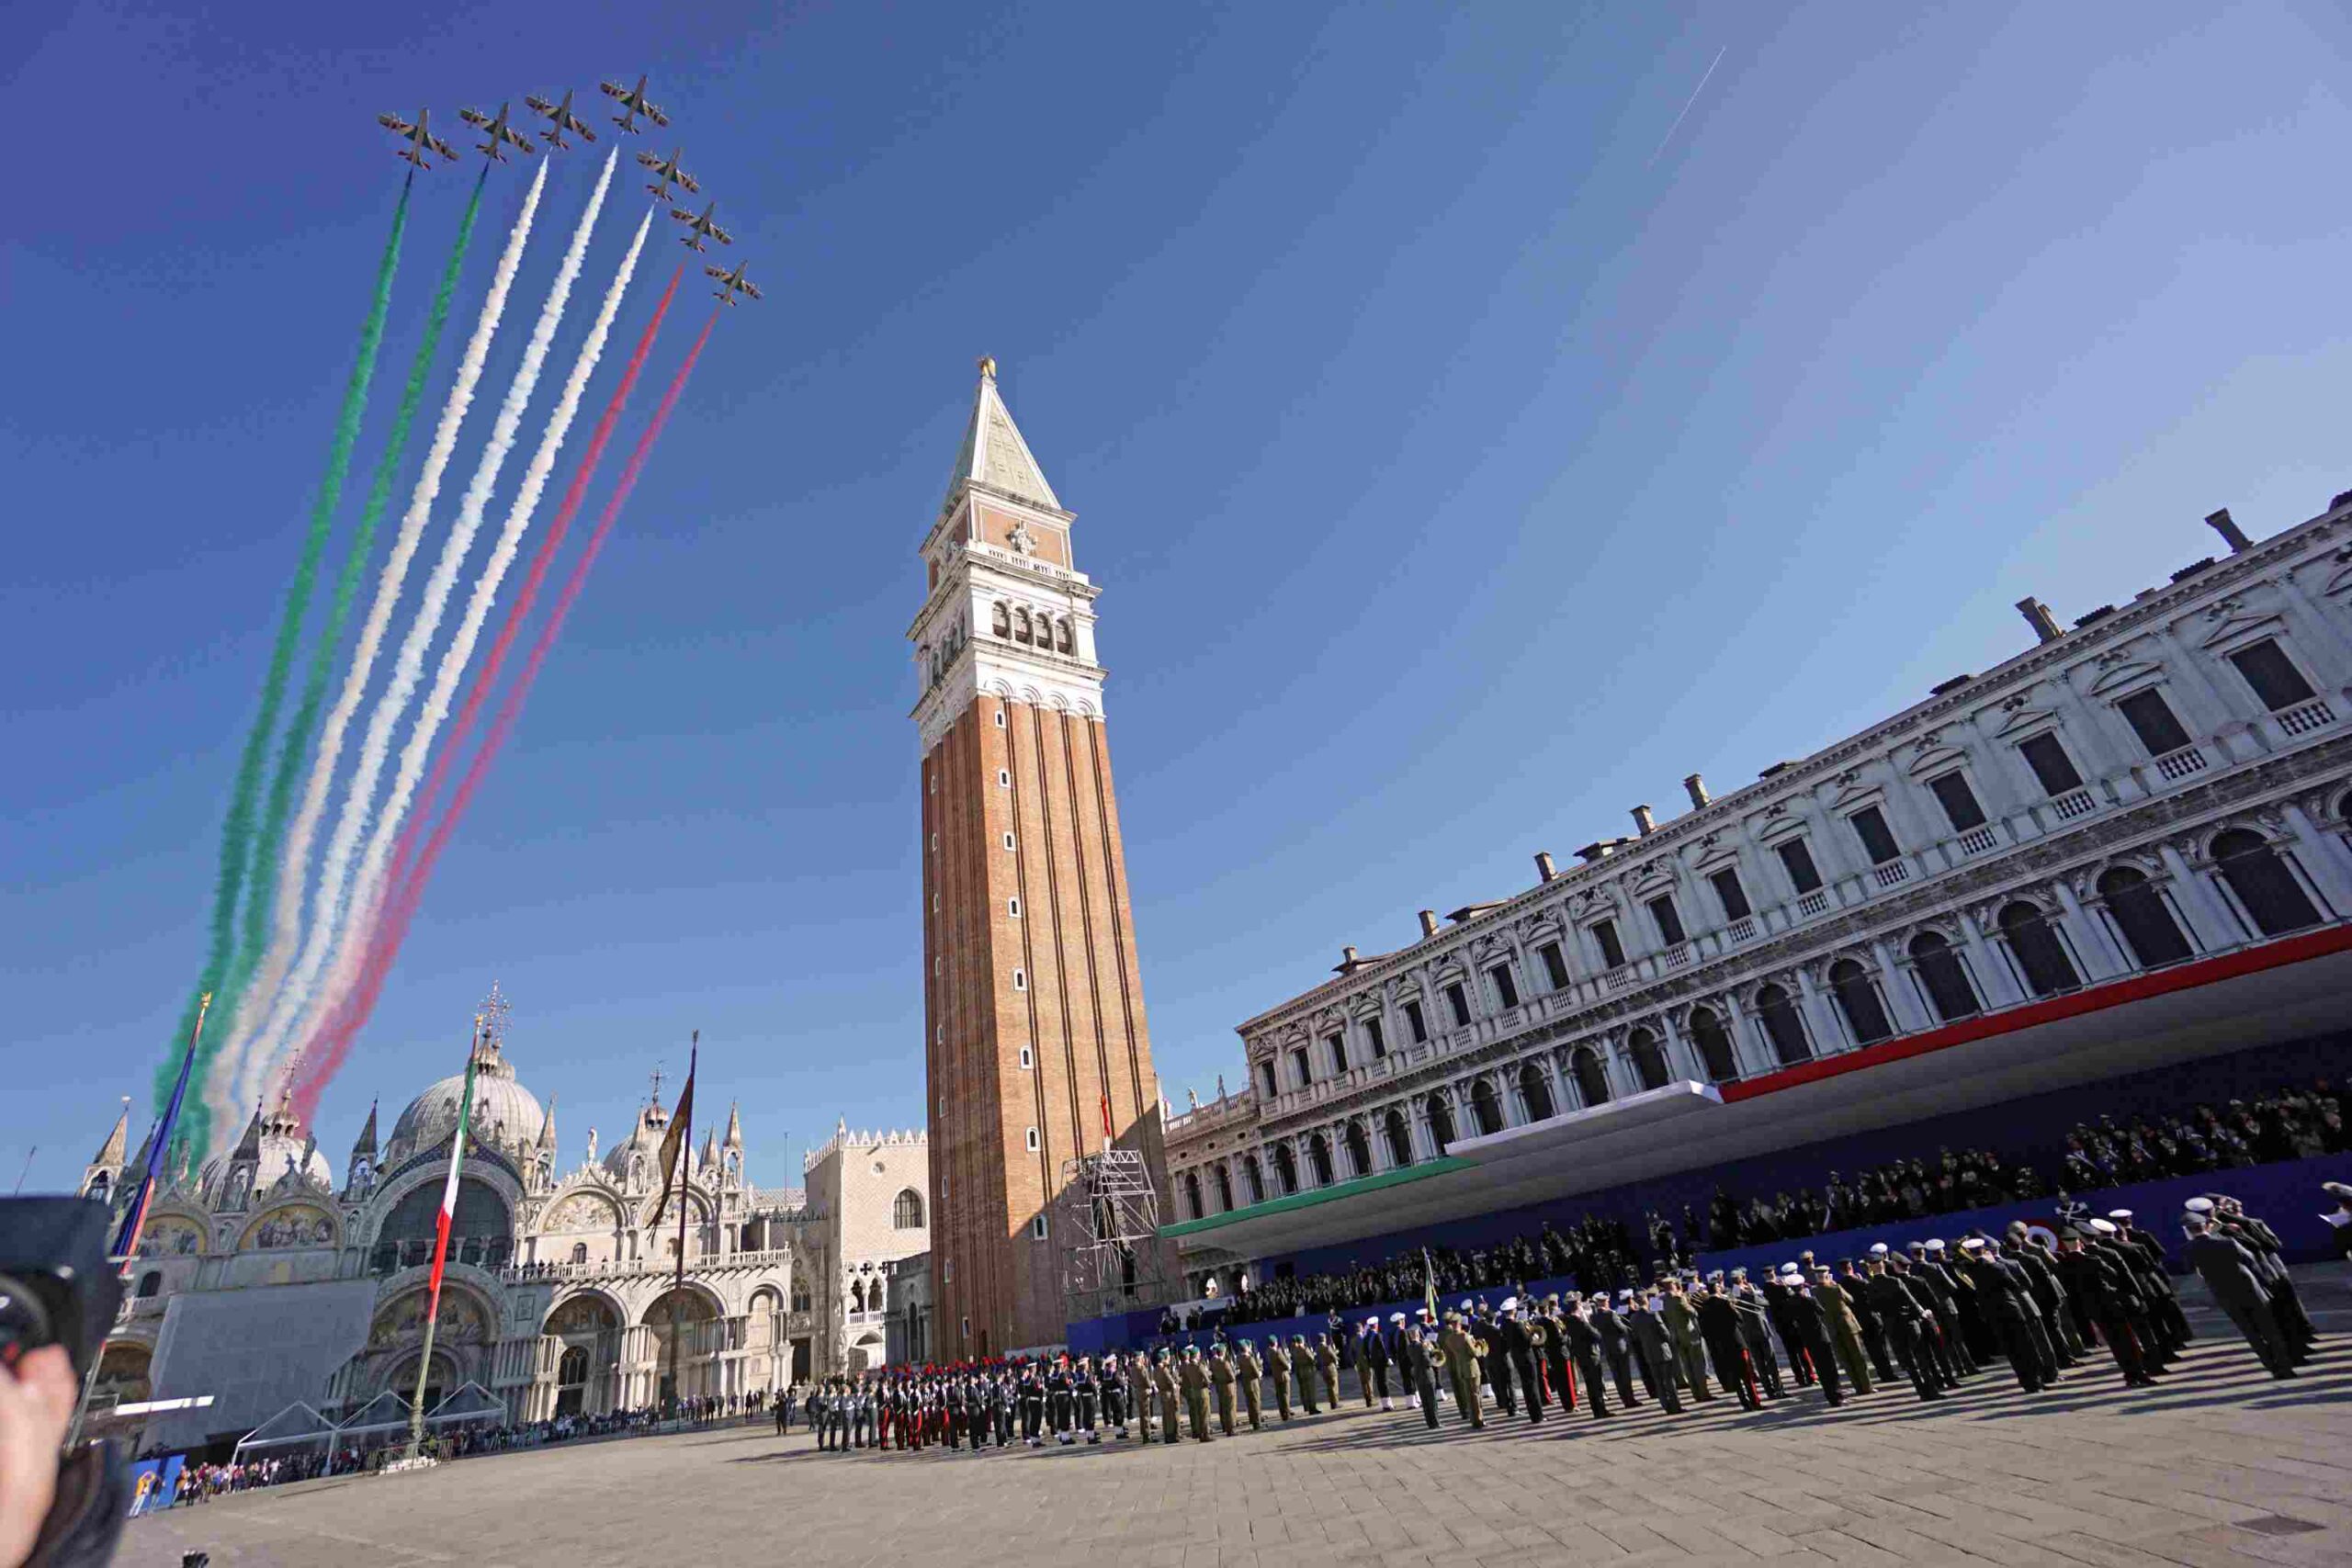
[291,303,721,1121]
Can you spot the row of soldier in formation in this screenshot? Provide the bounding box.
[796,1197,2318,1450]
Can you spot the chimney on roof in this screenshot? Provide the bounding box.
[1683,773,1710,809]
[1631,804,1657,837]
[1341,945,1358,965]
[2016,597,2064,644]
[1417,909,1440,940]
[2204,508,2252,554]
[1534,851,1557,883]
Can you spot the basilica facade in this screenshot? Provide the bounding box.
[85,999,925,1455]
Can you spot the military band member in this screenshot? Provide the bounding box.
[1658,1279,1712,1402]
[1809,1266,1873,1396]
[1495,1298,1544,1424]
[1555,1295,1611,1419]
[1694,1280,1759,1410]
[1535,1296,1579,1412]
[1236,1338,1267,1430]
[1438,1310,1487,1429]
[1018,1361,1046,1446]
[1591,1292,1642,1407]
[1623,1291,1683,1414]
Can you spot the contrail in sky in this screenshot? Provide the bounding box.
[1649,45,1726,167]
[234,151,615,1111]
[208,161,548,1140]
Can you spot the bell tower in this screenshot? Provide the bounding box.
[910,358,1174,1355]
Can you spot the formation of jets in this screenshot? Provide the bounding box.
[375,76,760,307]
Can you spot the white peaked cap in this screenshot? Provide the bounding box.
[1389,1313,1406,1323]
[1959,1238,1984,1251]
[2108,1209,2132,1220]
[2183,1197,2215,1214]
[1868,1243,1890,1257]
[1498,1297,1519,1312]
[1925,1239,1945,1252]
[2088,1218,2118,1234]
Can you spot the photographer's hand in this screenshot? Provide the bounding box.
[0,1345,77,1568]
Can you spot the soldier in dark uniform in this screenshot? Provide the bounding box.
[1728,1272,1782,1397]
[2203,1195,2317,1358]
[2052,1226,2154,1387]
[1657,1280,1709,1403]
[1956,1237,2043,1392]
[1859,1255,1944,1400]
[1589,1293,1641,1407]
[1100,1352,1128,1438]
[1017,1360,1045,1446]
[1075,1356,1102,1443]
[2106,1211,2190,1354]
[1693,1281,1758,1410]
[1624,1290,1684,1413]
[2181,1213,2297,1377]
[1555,1294,1611,1419]
[1399,1312,1441,1428]
[1836,1258,1898,1383]
[1357,1318,1391,1409]
[1494,1299,1544,1424]
[1772,1267,1843,1405]
[1898,1243,1974,1381]
[1535,1296,1578,1413]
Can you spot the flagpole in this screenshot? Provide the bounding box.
[66,993,211,1450]
[406,1018,481,1460]
[667,1031,696,1422]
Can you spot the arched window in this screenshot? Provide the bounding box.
[1241,1155,1263,1205]
[1519,1062,1555,1122]
[1272,1145,1298,1195]
[1999,901,2080,996]
[1827,958,1894,1045]
[135,1270,162,1299]
[1425,1094,1456,1153]
[2211,828,2323,936]
[2098,866,2193,968]
[892,1189,925,1229]
[1384,1110,1413,1168]
[1469,1079,1504,1136]
[1628,1028,1670,1091]
[1056,618,1074,654]
[991,602,1010,637]
[1343,1121,1372,1179]
[1688,1008,1737,1081]
[1213,1165,1234,1213]
[1182,1170,1203,1217]
[850,1280,866,1313]
[570,1242,588,1265]
[1306,1134,1334,1187]
[558,1346,589,1388]
[1013,607,1033,644]
[86,1172,110,1205]
[1906,931,1978,1021]
[1754,984,1811,1066]
[1569,1046,1610,1107]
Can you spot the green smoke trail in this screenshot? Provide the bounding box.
[157,174,413,1160]
[210,170,488,1116]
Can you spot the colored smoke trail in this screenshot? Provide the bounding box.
[219,171,489,1073]
[385,265,684,908]
[277,201,653,1099]
[236,151,619,1110]
[206,161,548,1139]
[159,172,411,1160]
[292,306,720,1120]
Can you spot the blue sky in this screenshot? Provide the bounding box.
[6,2,2350,1196]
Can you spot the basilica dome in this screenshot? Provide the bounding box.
[385,1033,546,1167]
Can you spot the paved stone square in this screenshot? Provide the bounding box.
[127,1309,2352,1568]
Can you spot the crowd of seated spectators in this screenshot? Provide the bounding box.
[1182,1081,2346,1329]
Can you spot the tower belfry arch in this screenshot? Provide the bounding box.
[910,358,1179,1353]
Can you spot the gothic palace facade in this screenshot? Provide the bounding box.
[1162,496,2352,1281]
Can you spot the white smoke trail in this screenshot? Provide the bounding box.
[268,202,655,1099]
[203,161,551,1137]
[232,151,617,1111]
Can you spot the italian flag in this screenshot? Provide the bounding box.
[423,1049,480,1309]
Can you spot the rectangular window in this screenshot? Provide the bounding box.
[1849,805,1901,865]
[1012,968,1026,991]
[2018,732,2084,796]
[2228,640,2317,713]
[1019,1045,1035,1070]
[1776,839,1823,895]
[1031,1215,1048,1239]
[998,769,1012,787]
[1007,897,1022,917]
[1709,867,1752,921]
[1443,983,1472,1028]
[1590,918,1627,970]
[2117,687,2193,756]
[1647,895,1687,946]
[994,710,1006,728]
[1290,1046,1312,1086]
[1024,1127,1039,1151]
[1489,964,1520,1010]
[1537,941,1570,989]
[1001,831,1016,851]
[1403,998,1429,1043]
[1926,773,1986,832]
[1257,1060,1276,1097]
[1363,1016,1386,1057]
[1326,1032,1348,1073]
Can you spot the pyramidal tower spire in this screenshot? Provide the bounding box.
[908,356,1176,1358]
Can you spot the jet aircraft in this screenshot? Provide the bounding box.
[707,260,763,305]
[601,74,671,134]
[458,102,537,162]
[668,201,733,253]
[379,107,458,169]
[525,90,598,150]
[636,146,699,200]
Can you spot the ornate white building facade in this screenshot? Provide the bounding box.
[1163,497,2352,1277]
[85,999,924,1452]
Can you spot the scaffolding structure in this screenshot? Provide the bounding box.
[1057,1148,1169,1322]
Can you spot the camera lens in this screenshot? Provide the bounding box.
[0,1271,55,1361]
